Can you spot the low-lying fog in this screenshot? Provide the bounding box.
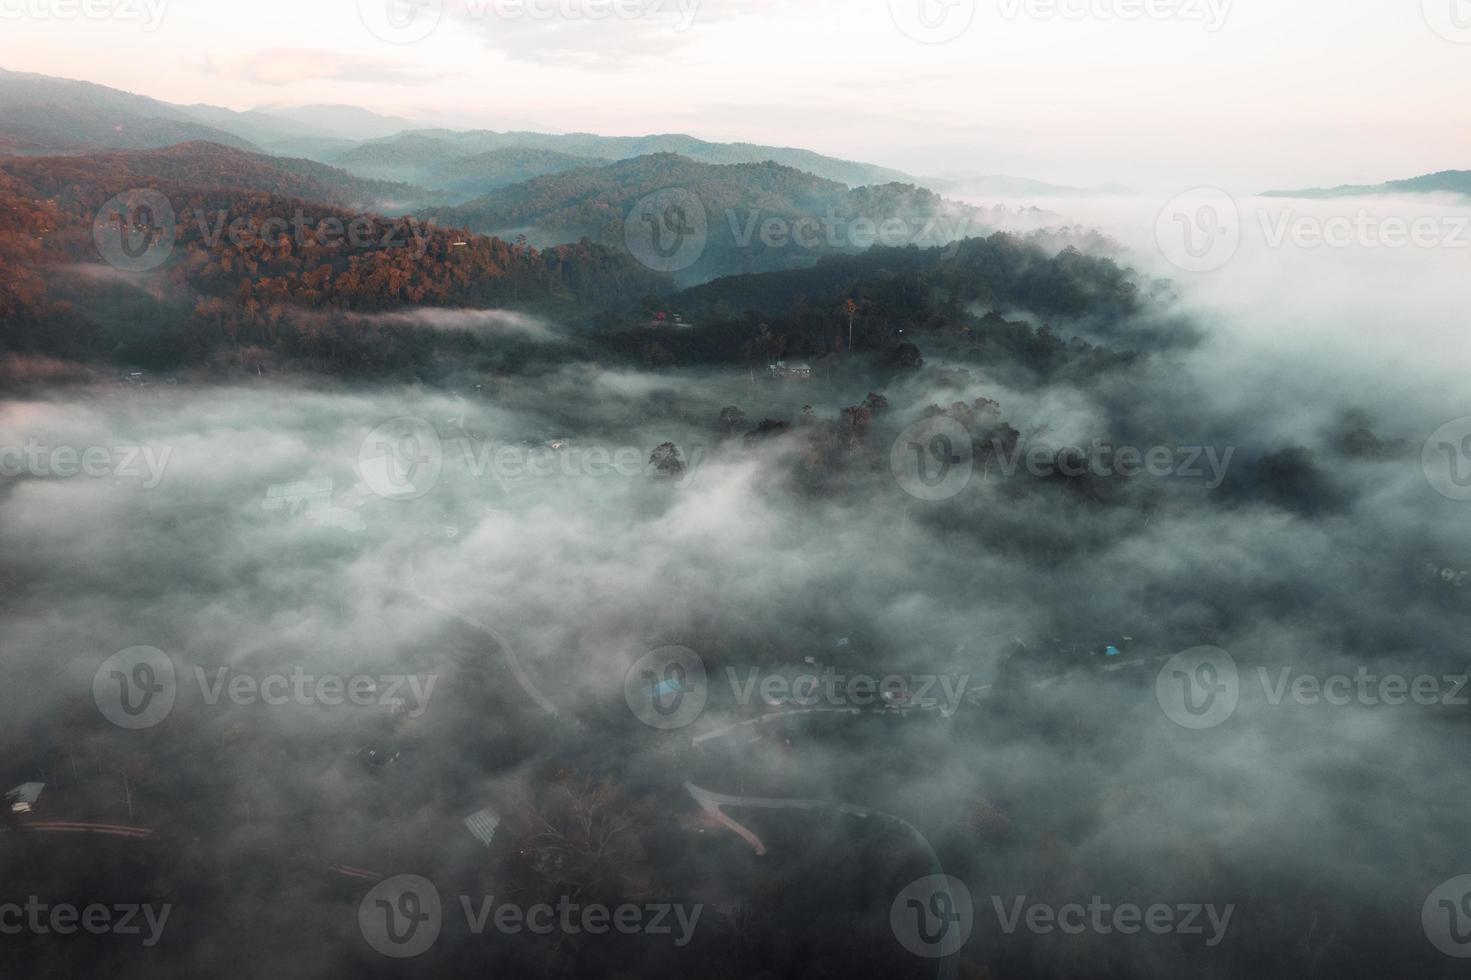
[3,199,1470,977]
[970,189,1471,383]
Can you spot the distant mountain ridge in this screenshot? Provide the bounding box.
[430,148,611,197]
[423,152,987,285]
[1263,170,1471,199]
[329,128,915,189]
[172,104,418,157]
[245,104,422,141]
[0,68,928,200]
[0,141,434,213]
[0,68,257,155]
[930,174,1134,197]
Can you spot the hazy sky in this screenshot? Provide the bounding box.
[4,0,1471,189]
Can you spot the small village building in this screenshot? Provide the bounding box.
[464,806,502,847]
[7,782,44,815]
[768,361,812,381]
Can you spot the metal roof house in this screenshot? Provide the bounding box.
[464,806,502,847]
[7,782,44,814]
[768,361,812,380]
[263,478,335,516]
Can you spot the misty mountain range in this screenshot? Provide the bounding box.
[6,43,1471,980]
[0,67,1122,203]
[419,152,1008,284]
[1264,169,1471,199]
[0,68,911,191]
[0,67,1084,293]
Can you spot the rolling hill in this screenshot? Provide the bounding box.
[421,153,987,285]
[0,142,435,213]
[1263,170,1471,199]
[417,148,610,198]
[0,69,927,206]
[0,68,257,155]
[329,128,915,189]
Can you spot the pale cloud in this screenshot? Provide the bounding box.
[202,48,451,86]
[4,0,1471,187]
[440,0,810,68]
[358,308,559,341]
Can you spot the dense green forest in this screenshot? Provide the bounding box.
[0,140,1147,382]
[421,153,985,284]
[0,146,670,373]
